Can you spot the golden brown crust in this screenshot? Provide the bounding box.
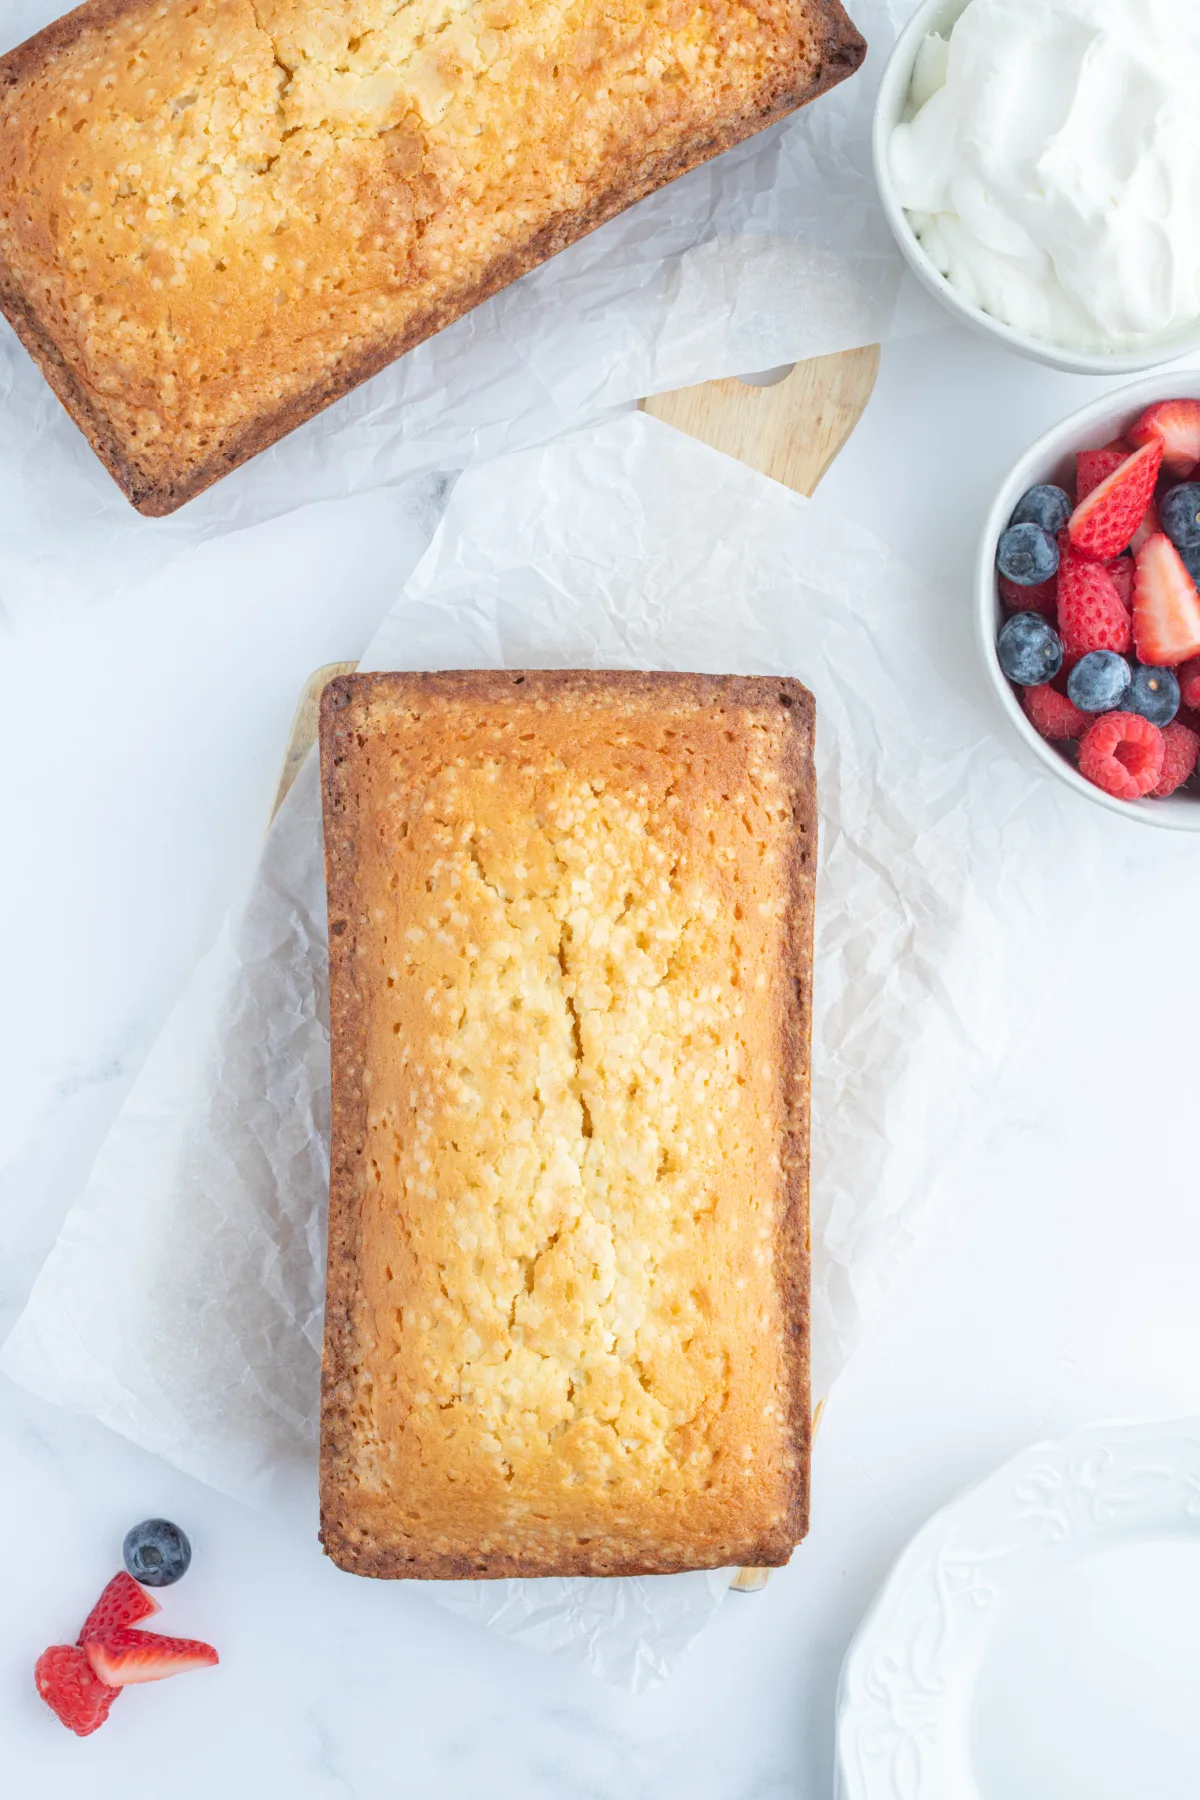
[318,670,815,1579]
[0,0,865,514]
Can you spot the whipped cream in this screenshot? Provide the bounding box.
[889,0,1200,352]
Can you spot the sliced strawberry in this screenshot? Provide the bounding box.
[1104,556,1134,608]
[86,1627,219,1687]
[1076,445,1127,501]
[1131,495,1162,557]
[999,571,1057,617]
[1133,535,1200,665]
[1128,399,1200,477]
[1068,439,1164,559]
[1057,553,1131,656]
[35,1644,120,1736]
[79,1572,160,1644]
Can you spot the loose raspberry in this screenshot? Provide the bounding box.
[1058,554,1131,656]
[1024,683,1089,740]
[35,1645,120,1736]
[1078,712,1165,799]
[999,572,1057,616]
[1178,657,1200,711]
[1068,439,1164,560]
[1076,445,1127,501]
[1150,721,1200,797]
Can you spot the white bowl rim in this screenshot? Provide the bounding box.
[871,0,1200,377]
[976,372,1200,832]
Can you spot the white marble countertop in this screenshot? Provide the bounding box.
[5,315,1200,1799]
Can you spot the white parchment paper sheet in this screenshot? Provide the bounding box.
[2,411,1036,1685]
[0,0,917,622]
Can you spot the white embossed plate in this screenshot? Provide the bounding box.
[835,1420,1200,1800]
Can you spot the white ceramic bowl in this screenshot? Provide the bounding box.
[977,373,1200,831]
[872,0,1200,375]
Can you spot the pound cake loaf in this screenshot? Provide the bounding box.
[0,0,865,515]
[318,669,815,1578]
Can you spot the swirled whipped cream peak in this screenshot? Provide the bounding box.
[889,0,1200,352]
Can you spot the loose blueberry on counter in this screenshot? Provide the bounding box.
[1009,483,1072,535]
[997,522,1060,586]
[123,1519,192,1588]
[1126,663,1180,727]
[1067,651,1132,714]
[1159,483,1200,552]
[997,612,1063,686]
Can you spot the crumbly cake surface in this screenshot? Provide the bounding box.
[0,0,864,513]
[318,669,815,1578]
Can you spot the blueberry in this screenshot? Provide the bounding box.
[996,522,1060,586]
[123,1519,191,1588]
[1009,483,1072,535]
[1067,651,1132,713]
[1159,484,1200,551]
[997,612,1063,686]
[1179,542,1200,588]
[1126,663,1180,726]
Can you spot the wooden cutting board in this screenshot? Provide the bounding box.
[641,345,879,497]
[274,348,876,1587]
[274,347,878,814]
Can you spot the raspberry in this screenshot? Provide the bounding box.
[1078,712,1165,799]
[1178,657,1200,710]
[1024,684,1089,740]
[1150,721,1200,797]
[999,572,1057,616]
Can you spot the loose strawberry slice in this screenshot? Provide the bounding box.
[1076,445,1127,501]
[1129,399,1200,477]
[1057,553,1131,656]
[1105,556,1134,608]
[35,1644,120,1736]
[79,1572,160,1644]
[86,1628,218,1687]
[1068,439,1163,559]
[1131,495,1162,557]
[1133,534,1200,665]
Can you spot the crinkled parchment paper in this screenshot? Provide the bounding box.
[0,0,915,621]
[2,411,1037,1686]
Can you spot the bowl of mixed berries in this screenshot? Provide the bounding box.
[978,378,1200,827]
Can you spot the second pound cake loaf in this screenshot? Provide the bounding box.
[0,0,865,514]
[319,669,815,1578]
